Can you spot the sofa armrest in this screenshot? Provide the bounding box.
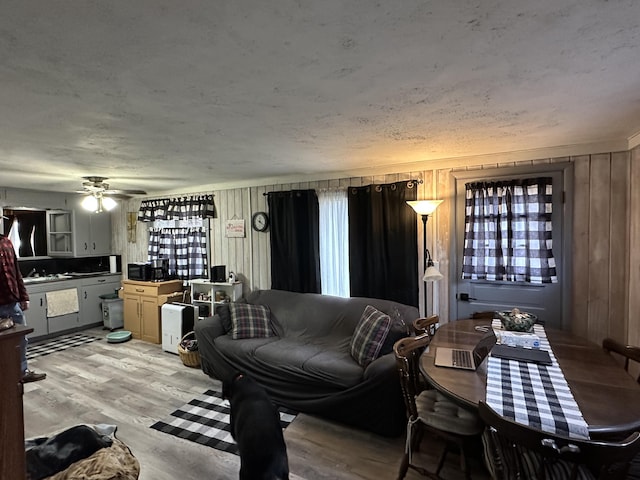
[363,352,397,380]
[194,314,227,341]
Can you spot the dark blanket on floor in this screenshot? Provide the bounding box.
[25,425,112,480]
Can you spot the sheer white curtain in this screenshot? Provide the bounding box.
[318,189,350,297]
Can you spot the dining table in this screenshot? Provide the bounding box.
[420,318,640,439]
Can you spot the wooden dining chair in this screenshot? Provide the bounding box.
[412,315,439,337]
[479,401,640,480]
[393,322,484,480]
[602,338,640,384]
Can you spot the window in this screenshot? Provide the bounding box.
[138,195,215,280]
[462,177,558,284]
[148,222,208,280]
[318,189,350,297]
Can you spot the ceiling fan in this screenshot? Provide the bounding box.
[77,176,147,213]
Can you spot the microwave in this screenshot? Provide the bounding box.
[128,263,152,281]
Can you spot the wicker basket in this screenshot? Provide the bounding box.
[177,331,201,368]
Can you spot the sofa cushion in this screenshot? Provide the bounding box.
[253,338,364,388]
[350,305,392,367]
[230,303,275,339]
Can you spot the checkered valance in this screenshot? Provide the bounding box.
[137,195,215,222]
[462,178,557,284]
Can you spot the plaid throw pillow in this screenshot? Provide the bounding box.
[350,305,392,367]
[230,303,275,340]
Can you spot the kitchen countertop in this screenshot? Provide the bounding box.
[23,271,121,285]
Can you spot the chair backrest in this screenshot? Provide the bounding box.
[479,401,640,479]
[602,337,640,384]
[412,315,439,336]
[393,319,438,419]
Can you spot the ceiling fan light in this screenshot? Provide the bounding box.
[101,196,117,211]
[82,195,99,212]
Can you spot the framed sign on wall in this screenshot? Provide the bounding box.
[225,219,245,238]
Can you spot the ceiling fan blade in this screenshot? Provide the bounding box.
[103,189,147,195]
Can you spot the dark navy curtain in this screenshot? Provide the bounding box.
[268,190,321,293]
[348,181,418,307]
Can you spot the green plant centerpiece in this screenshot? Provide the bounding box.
[497,308,537,333]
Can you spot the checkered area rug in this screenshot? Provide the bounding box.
[150,389,297,455]
[27,333,101,360]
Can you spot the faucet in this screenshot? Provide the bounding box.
[26,268,37,278]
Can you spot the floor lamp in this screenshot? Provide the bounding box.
[407,200,443,316]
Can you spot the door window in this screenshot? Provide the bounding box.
[462,177,558,284]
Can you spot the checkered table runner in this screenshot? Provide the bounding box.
[485,321,590,439]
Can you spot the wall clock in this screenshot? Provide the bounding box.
[251,211,269,232]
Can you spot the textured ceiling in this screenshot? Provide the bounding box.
[1,0,639,195]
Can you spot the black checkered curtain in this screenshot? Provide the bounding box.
[138,195,215,221]
[348,180,418,307]
[462,178,558,284]
[166,195,216,220]
[268,190,321,293]
[148,227,208,279]
[137,199,170,221]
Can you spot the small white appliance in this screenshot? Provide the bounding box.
[161,303,197,354]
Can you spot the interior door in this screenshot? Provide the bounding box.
[451,164,572,330]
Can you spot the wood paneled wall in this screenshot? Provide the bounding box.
[113,172,425,300]
[112,147,640,347]
[430,150,639,347]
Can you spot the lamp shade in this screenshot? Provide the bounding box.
[423,264,443,282]
[407,200,443,216]
[81,195,99,212]
[101,196,117,211]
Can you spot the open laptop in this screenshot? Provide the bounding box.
[434,329,497,371]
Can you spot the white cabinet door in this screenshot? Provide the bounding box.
[25,292,48,339]
[79,277,121,327]
[87,212,111,255]
[73,209,91,256]
[74,210,112,256]
[46,210,73,256]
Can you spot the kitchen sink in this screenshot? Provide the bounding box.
[23,275,73,284]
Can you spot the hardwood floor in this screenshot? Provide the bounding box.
[23,327,490,480]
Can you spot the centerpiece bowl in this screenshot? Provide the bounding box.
[496,309,537,333]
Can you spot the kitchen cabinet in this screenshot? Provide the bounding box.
[48,311,81,333]
[46,210,74,256]
[25,275,120,339]
[26,292,48,338]
[26,279,81,340]
[122,280,183,343]
[0,325,32,480]
[73,209,112,256]
[79,275,121,327]
[190,280,243,319]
